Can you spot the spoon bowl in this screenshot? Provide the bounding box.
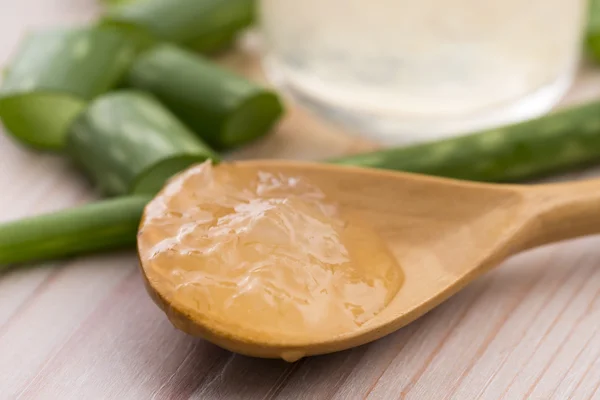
[139,160,600,361]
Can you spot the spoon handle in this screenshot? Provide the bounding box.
[521,179,600,249]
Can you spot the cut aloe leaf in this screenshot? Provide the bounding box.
[104,0,255,53]
[0,27,141,150]
[0,196,149,267]
[126,44,284,150]
[332,100,600,182]
[67,90,220,197]
[0,94,85,150]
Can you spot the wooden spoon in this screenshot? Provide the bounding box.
[139,161,600,361]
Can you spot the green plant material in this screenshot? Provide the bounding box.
[587,0,600,61]
[332,101,600,182]
[0,196,149,268]
[126,44,283,150]
[67,90,220,197]
[103,0,140,7]
[0,27,141,150]
[104,0,255,53]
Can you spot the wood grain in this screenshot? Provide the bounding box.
[1,1,600,399]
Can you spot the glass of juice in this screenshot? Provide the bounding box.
[258,0,588,144]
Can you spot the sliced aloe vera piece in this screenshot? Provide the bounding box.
[0,27,140,150]
[0,94,85,150]
[67,90,219,197]
[126,44,284,150]
[104,0,255,53]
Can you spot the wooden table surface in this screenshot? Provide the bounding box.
[2,2,600,399]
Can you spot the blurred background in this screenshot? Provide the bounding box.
[1,1,600,399]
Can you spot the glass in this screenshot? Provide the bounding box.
[259,0,588,144]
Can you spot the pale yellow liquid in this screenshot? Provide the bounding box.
[138,162,404,339]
